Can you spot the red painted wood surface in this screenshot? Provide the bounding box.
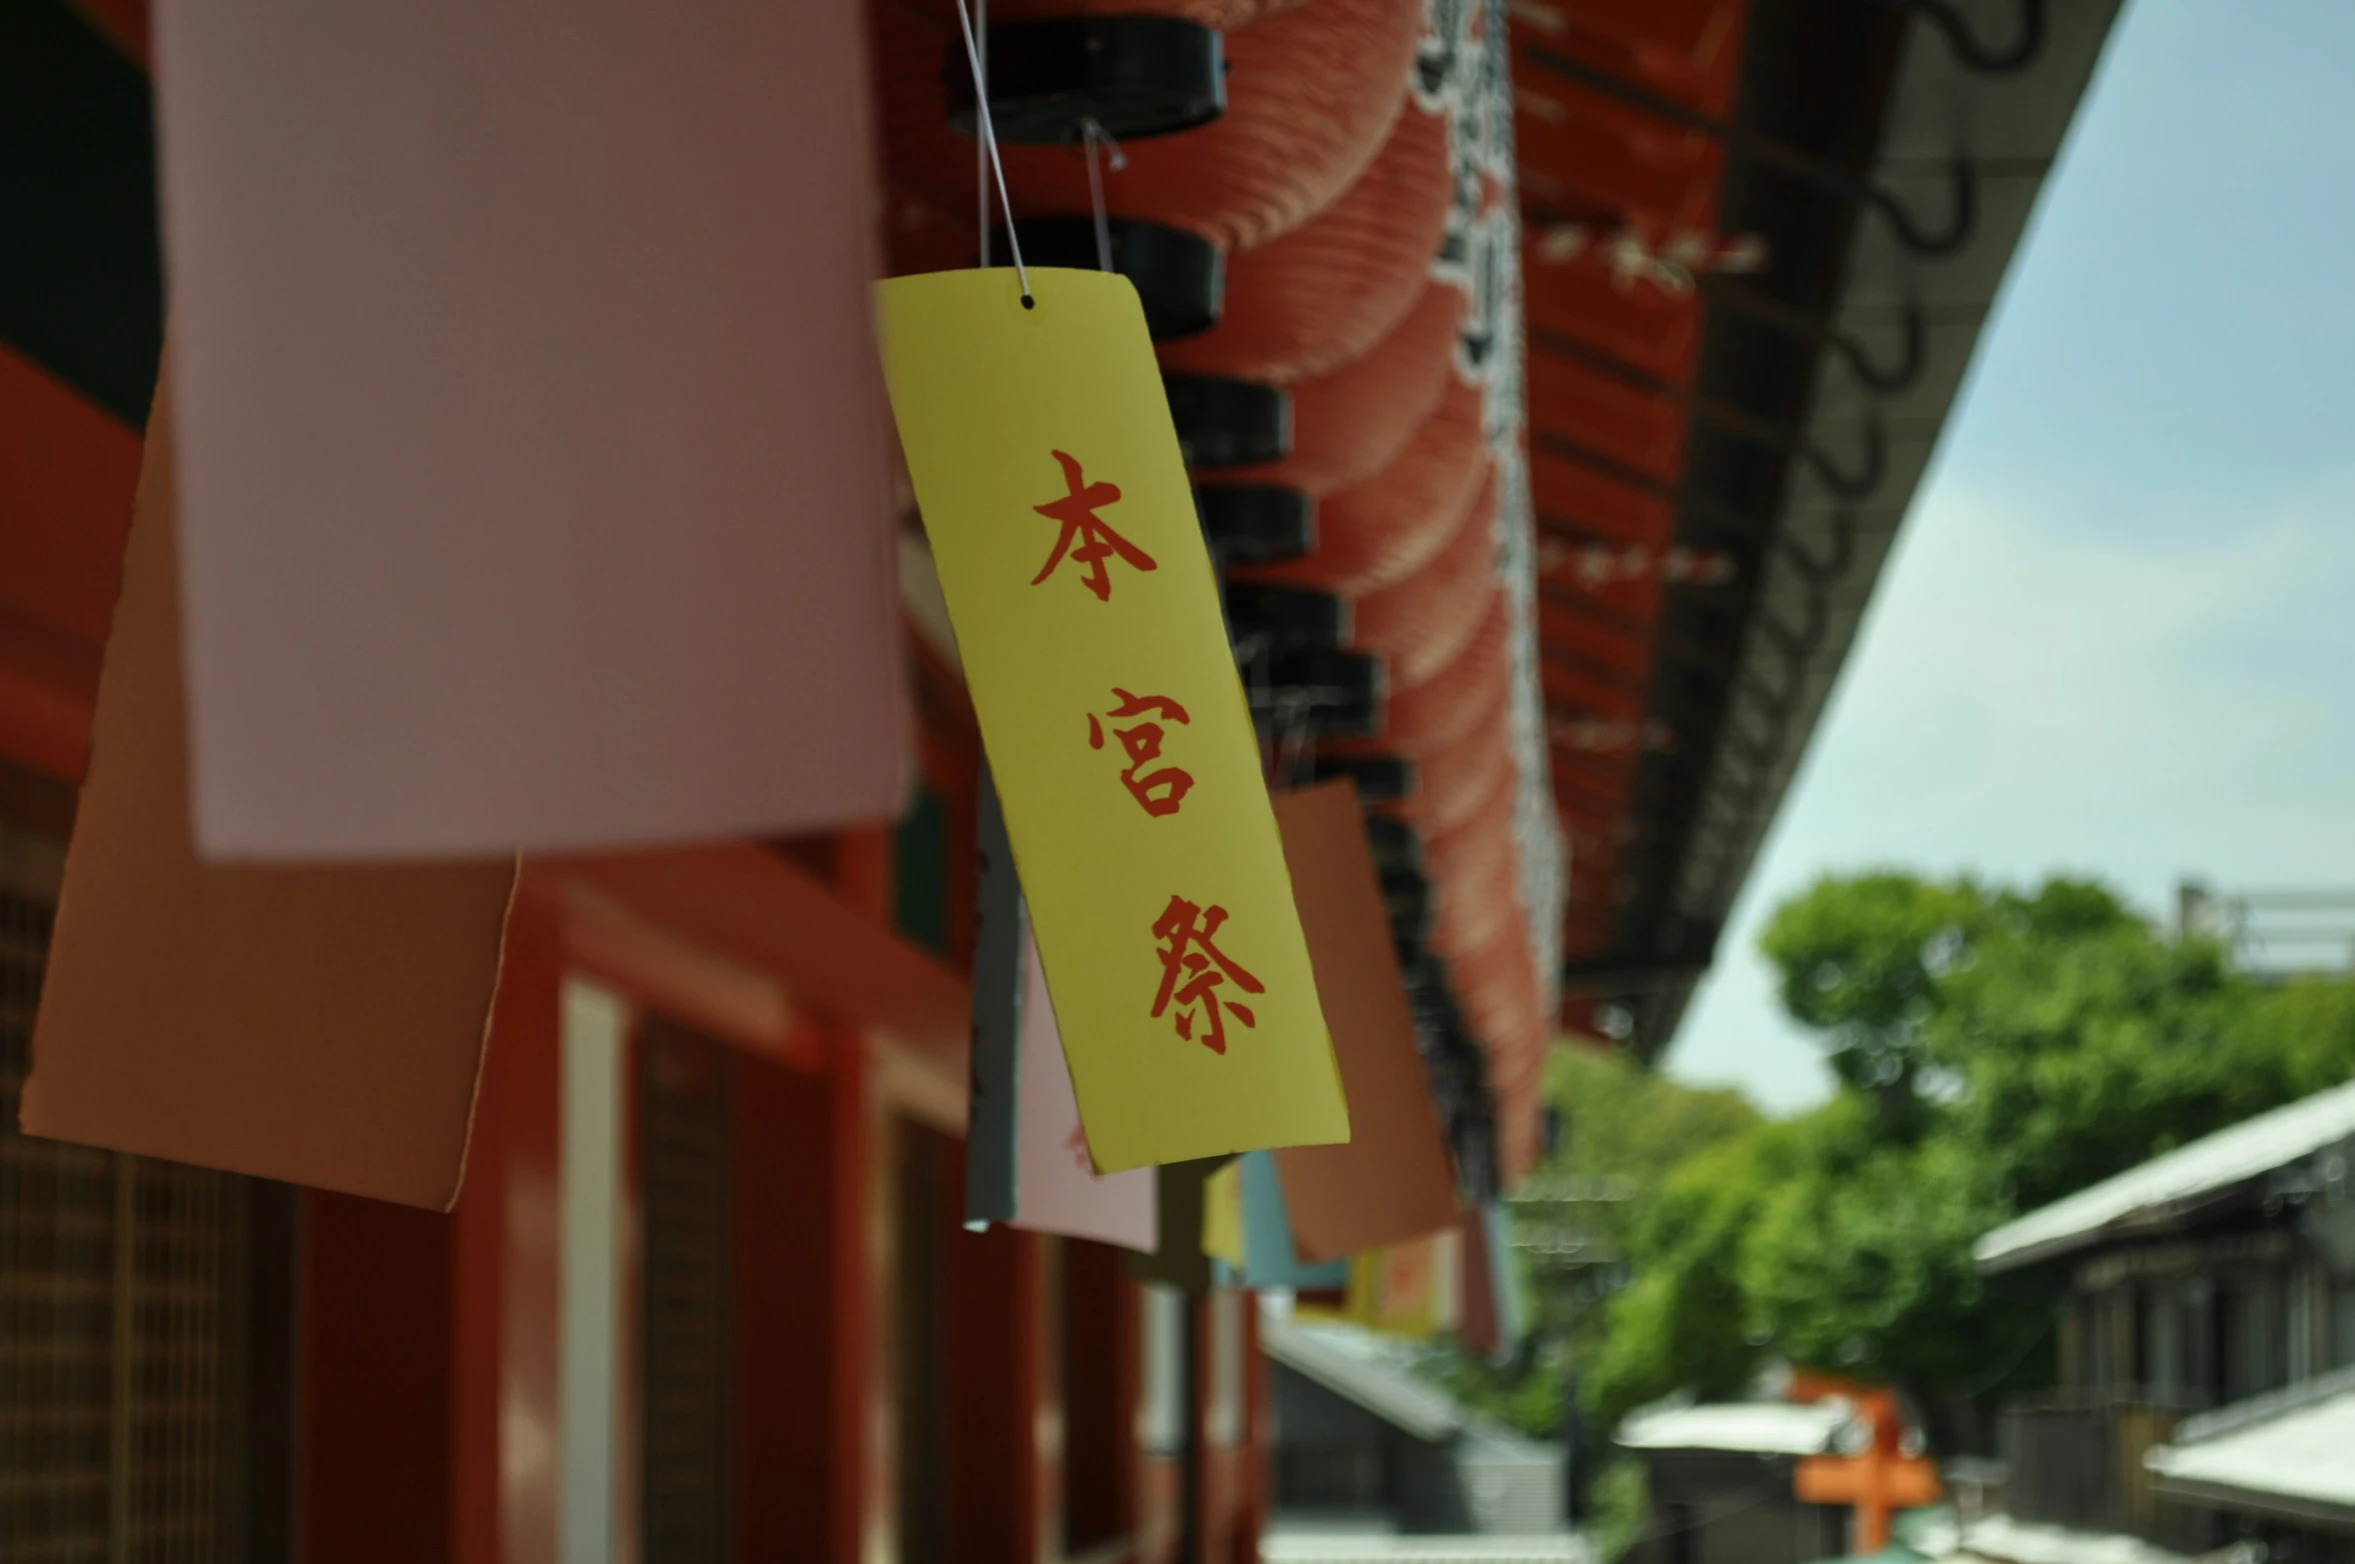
[1514,0,1754,986]
[1237,1300,1269,1564]
[68,0,148,60]
[300,1190,454,1564]
[943,1213,1055,1564]
[734,1038,843,1561]
[538,841,968,1060]
[1062,1240,1138,1557]
[452,891,565,1564]
[0,347,137,782]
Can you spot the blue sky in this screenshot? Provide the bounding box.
[1664,0,2355,1113]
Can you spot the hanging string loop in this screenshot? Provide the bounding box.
[952,0,1034,307]
[1079,116,1129,274]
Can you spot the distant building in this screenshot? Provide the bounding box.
[2176,881,2355,983]
[1264,1315,1566,1541]
[1612,1400,1858,1564]
[2145,1366,2355,1541]
[1962,1077,2355,1562]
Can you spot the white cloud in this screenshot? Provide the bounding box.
[1663,468,2355,1114]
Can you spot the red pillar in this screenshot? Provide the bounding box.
[943,1217,1057,1564]
[831,825,892,1564]
[733,1040,840,1563]
[298,1190,452,1564]
[1234,1299,1269,1564]
[1062,1241,1138,1557]
[451,890,564,1564]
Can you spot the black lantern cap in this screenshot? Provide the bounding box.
[945,17,1225,145]
[1362,815,1425,877]
[1382,867,1436,946]
[1164,374,1289,468]
[1222,582,1349,650]
[991,217,1222,339]
[1309,752,1415,805]
[1266,646,1385,739]
[1194,485,1313,567]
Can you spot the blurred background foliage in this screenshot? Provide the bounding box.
[1423,871,2355,1463]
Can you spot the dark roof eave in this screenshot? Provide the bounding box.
[1975,1183,2267,1277]
[2146,1473,2355,1534]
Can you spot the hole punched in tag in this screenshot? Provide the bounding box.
[953,0,1035,308]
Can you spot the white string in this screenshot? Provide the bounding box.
[1275,692,1313,789]
[975,0,989,268]
[1079,116,1128,274]
[952,0,1032,304]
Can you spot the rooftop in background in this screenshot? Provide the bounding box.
[1261,1312,1570,1460]
[1974,1076,2355,1274]
[1258,1533,1591,1564]
[1614,1398,1853,1457]
[1261,1311,1567,1542]
[1262,1314,1470,1444]
[2143,1364,2355,1532]
[1907,1512,2198,1564]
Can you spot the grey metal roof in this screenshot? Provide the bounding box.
[1614,1400,1852,1457]
[1909,1513,2195,1564]
[1261,1317,1467,1444]
[1973,1077,2355,1273]
[2143,1365,2355,1527]
[1260,1537,1589,1564]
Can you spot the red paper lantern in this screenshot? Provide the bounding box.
[1156,98,1451,383]
[1381,590,1510,754]
[1222,282,1466,495]
[1234,379,1487,596]
[1352,464,1501,685]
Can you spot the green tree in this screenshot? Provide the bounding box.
[1547,1042,1764,1185]
[1425,1045,1762,1438]
[1739,1121,2029,1399]
[1582,1128,1779,1429]
[1759,871,1979,1121]
[1591,871,2355,1442]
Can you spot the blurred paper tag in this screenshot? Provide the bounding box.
[1458,1208,1496,1357]
[1239,1151,1348,1291]
[964,904,1159,1252]
[1201,1160,1246,1272]
[1011,927,1159,1251]
[1296,1231,1462,1341]
[25,390,514,1208]
[157,0,904,857]
[1269,782,1460,1262]
[1486,1204,1527,1347]
[878,267,1348,1171]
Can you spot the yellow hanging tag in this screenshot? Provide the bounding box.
[878,267,1349,1171]
[1335,1231,1461,1340]
[1201,1160,1247,1272]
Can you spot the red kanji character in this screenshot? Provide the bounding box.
[1149,895,1265,1055]
[1032,450,1157,601]
[1086,688,1195,817]
[1065,1124,1094,1174]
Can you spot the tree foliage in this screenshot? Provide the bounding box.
[1427,1046,1761,1438]
[1586,871,2355,1438]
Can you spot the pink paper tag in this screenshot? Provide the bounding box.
[1013,933,1158,1253]
[155,0,906,857]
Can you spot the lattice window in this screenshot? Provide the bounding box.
[0,828,285,1563]
[641,1024,734,1564]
